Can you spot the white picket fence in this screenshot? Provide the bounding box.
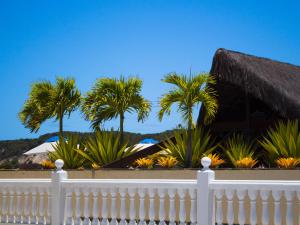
[0,158,299,225]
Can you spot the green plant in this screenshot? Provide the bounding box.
[259,120,300,163]
[157,156,178,168]
[19,77,81,137]
[206,153,225,168]
[82,76,151,144]
[158,73,218,167]
[135,158,154,168]
[236,157,258,168]
[77,130,137,168]
[276,157,300,168]
[160,127,218,168]
[48,135,85,169]
[221,134,257,168]
[40,160,55,169]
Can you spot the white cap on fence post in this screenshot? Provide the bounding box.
[201,157,211,171]
[55,159,64,171]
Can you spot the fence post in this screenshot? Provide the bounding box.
[51,159,67,225]
[197,157,215,225]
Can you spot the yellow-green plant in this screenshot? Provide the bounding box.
[221,134,257,168]
[157,156,178,168]
[40,160,55,169]
[236,157,258,168]
[135,158,154,169]
[206,153,225,168]
[276,157,300,169]
[161,127,218,168]
[259,120,300,164]
[77,130,137,168]
[48,135,85,169]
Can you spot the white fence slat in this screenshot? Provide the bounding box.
[92,190,99,225]
[248,190,258,225]
[100,189,108,225]
[168,189,176,225]
[8,190,15,223]
[46,190,51,225]
[158,189,166,225]
[110,189,117,225]
[119,188,127,225]
[74,190,81,225]
[215,189,223,225]
[138,188,146,225]
[225,189,234,225]
[24,191,30,224]
[65,190,73,225]
[189,189,197,225]
[83,190,90,225]
[237,189,246,225]
[178,189,186,225]
[297,191,300,225]
[128,188,136,225]
[32,190,38,224]
[260,190,270,225]
[284,190,294,225]
[15,190,22,224]
[148,188,156,225]
[272,190,282,225]
[1,188,8,223]
[38,189,45,225]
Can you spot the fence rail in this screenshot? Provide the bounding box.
[0,158,299,225]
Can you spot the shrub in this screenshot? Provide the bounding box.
[77,130,137,168]
[221,134,257,168]
[161,127,218,168]
[206,153,225,168]
[276,157,300,168]
[236,157,258,168]
[48,135,85,169]
[259,120,300,164]
[157,156,178,168]
[135,158,154,169]
[41,160,55,169]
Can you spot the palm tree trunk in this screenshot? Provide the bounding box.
[186,113,193,168]
[120,112,124,145]
[59,112,63,139]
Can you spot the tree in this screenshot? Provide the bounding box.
[19,77,81,137]
[158,72,218,167]
[82,76,151,144]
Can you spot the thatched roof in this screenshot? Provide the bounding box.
[201,48,300,122]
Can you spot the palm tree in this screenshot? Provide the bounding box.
[19,77,81,137]
[82,76,151,144]
[158,72,218,167]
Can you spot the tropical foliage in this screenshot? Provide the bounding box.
[19,77,81,137]
[206,153,225,168]
[135,158,154,169]
[275,157,300,169]
[82,76,151,143]
[259,120,300,163]
[48,135,85,169]
[76,130,137,168]
[160,127,218,168]
[158,73,218,167]
[40,160,55,169]
[157,156,178,168]
[221,134,257,168]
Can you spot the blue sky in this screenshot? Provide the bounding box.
[0,0,300,140]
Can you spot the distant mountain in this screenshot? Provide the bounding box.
[0,130,174,169]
